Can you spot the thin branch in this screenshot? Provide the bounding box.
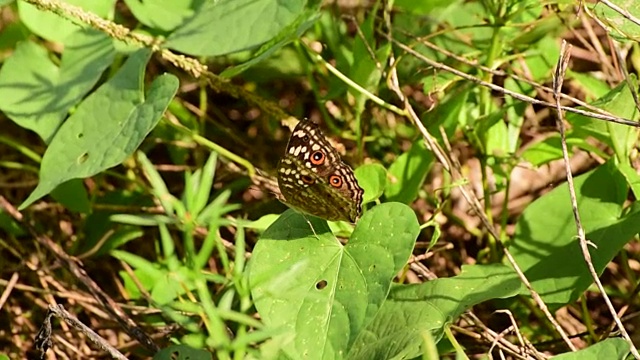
[398,30,619,118]
[552,40,640,359]
[461,312,547,360]
[391,39,640,128]
[597,0,640,29]
[0,272,19,310]
[35,305,128,360]
[0,196,159,356]
[301,43,406,115]
[381,6,578,352]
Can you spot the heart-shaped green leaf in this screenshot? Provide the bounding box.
[165,0,313,57]
[0,30,116,142]
[355,163,387,204]
[249,203,419,359]
[20,49,179,209]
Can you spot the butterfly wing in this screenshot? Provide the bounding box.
[277,120,363,222]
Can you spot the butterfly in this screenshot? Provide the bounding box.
[277,119,363,223]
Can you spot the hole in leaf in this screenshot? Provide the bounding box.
[78,153,89,164]
[316,280,327,290]
[77,132,83,139]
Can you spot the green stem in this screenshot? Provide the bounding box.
[164,119,256,178]
[0,135,42,163]
[195,278,231,357]
[478,8,505,262]
[301,43,406,116]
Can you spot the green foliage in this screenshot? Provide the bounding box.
[511,161,640,307]
[592,1,640,42]
[249,206,520,359]
[0,30,116,142]
[2,0,640,358]
[110,152,256,355]
[348,264,523,359]
[20,49,178,209]
[250,204,419,359]
[385,141,434,204]
[165,0,316,57]
[354,163,387,204]
[124,0,205,32]
[552,338,629,360]
[570,77,640,161]
[17,0,114,43]
[154,345,213,360]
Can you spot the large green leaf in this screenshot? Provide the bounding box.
[18,0,115,43]
[569,78,640,161]
[384,141,434,204]
[0,30,116,142]
[592,0,640,41]
[510,161,640,307]
[124,0,204,32]
[220,8,319,78]
[354,163,387,204]
[20,49,179,209]
[249,203,419,360]
[165,0,312,57]
[552,338,629,360]
[348,264,523,360]
[154,344,212,360]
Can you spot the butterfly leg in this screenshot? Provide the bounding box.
[302,214,320,239]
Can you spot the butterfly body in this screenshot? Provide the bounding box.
[277,120,363,223]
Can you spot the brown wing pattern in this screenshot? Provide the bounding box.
[277,120,363,223]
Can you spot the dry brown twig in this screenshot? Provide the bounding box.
[552,40,640,359]
[494,309,546,359]
[35,304,128,360]
[390,39,638,128]
[452,323,531,360]
[596,0,640,29]
[0,196,159,357]
[0,272,19,310]
[460,312,547,360]
[381,2,579,353]
[394,26,618,113]
[577,13,619,79]
[10,0,640,357]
